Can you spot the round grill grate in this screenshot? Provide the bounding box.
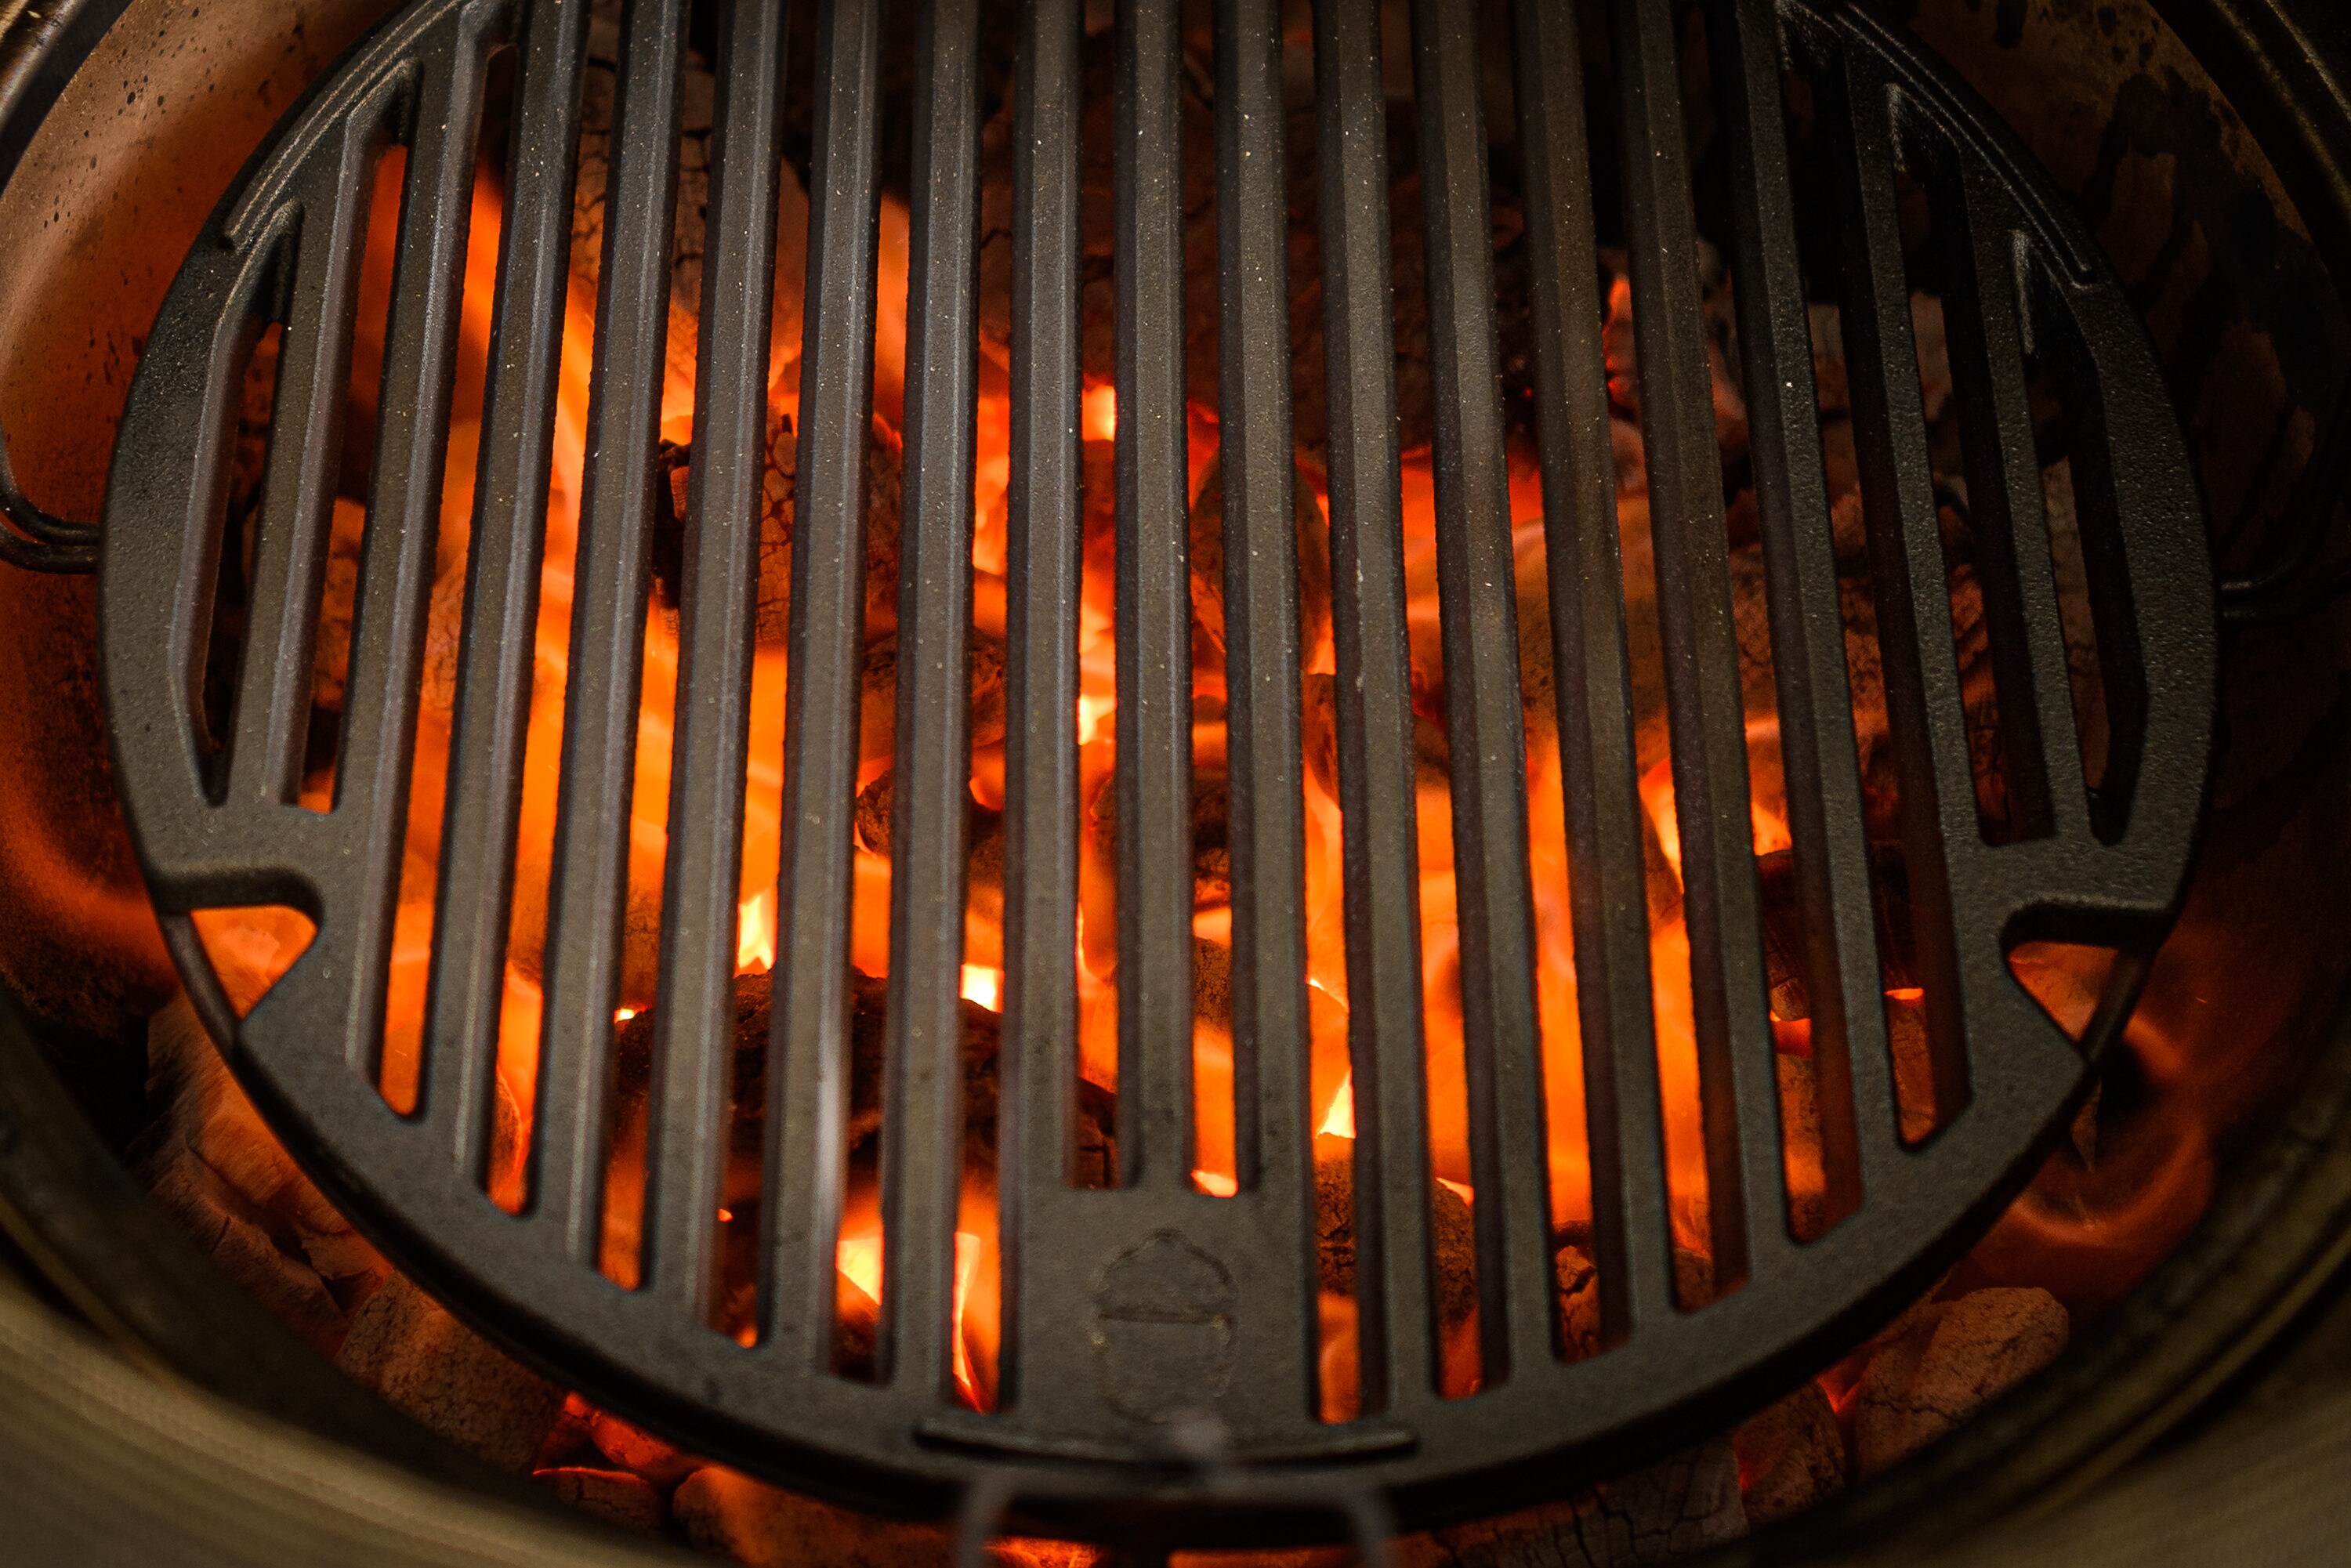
[96,0,2215,1537]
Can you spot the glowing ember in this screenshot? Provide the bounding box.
[959,965,1002,1010]
[1081,383,1117,441]
[836,1232,882,1309]
[1319,1068,1356,1140]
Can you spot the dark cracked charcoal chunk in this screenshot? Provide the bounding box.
[1082,761,1233,914]
[653,405,902,646]
[1187,451,1333,673]
[851,633,1010,802]
[570,5,716,403]
[1313,1146,1478,1336]
[335,1272,565,1473]
[1753,850,1812,1023]
[1556,1242,1603,1363]
[1853,1287,2067,1479]
[1733,1378,1847,1526]
[1397,1438,1747,1567]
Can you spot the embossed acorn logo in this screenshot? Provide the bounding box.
[1090,1232,1236,1424]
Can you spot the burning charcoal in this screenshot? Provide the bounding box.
[571,16,717,402]
[1516,527,1563,757]
[846,972,991,1155]
[589,1407,697,1487]
[535,1466,665,1536]
[1611,416,1647,498]
[307,498,366,717]
[1754,851,1811,1022]
[1675,1247,1719,1311]
[746,407,904,647]
[1187,451,1335,671]
[136,996,393,1349]
[674,1466,951,1567]
[506,860,665,1007]
[1886,994,1937,1145]
[1301,671,1339,802]
[647,437,693,607]
[1824,432,1864,542]
[759,404,795,643]
[335,1271,565,1473]
[851,631,1011,796]
[1398,1437,1745,1567]
[1642,793,1683,934]
[1732,1379,1846,1526]
[969,631,1009,748]
[1911,294,1954,425]
[1724,486,1762,552]
[860,635,898,767]
[1599,246,1748,463]
[1195,936,1232,1035]
[1945,562,2011,826]
[1854,1287,2068,1477]
[1080,758,1233,914]
[1779,1053,1831,1241]
[1837,578,1900,838]
[418,551,467,716]
[835,1282,879,1379]
[1557,1243,1603,1362]
[1730,542,1777,723]
[1314,1146,1353,1296]
[1810,303,1849,415]
[854,770,893,856]
[146,1152,347,1353]
[1074,1078,1118,1190]
[1193,770,1231,908]
[1312,1146,1477,1337]
[609,975,771,1237]
[535,1392,596,1468]
[966,799,1007,958]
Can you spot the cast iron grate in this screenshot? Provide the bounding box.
[95,0,2214,1537]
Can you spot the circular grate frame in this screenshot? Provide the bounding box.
[95,0,2215,1537]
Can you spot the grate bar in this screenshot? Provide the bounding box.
[1410,0,1553,1377]
[533,0,690,1262]
[1314,0,1436,1412]
[641,0,788,1318]
[1934,160,2088,837]
[336,37,492,1085]
[426,0,593,1186]
[1709,0,1888,1213]
[1610,0,1780,1288]
[1825,53,1972,1132]
[877,0,985,1396]
[763,0,885,1363]
[228,109,394,813]
[1213,0,1312,1210]
[1510,0,1669,1341]
[2037,282,2151,845]
[1923,158,2056,842]
[1112,0,1197,1194]
[994,0,1084,1407]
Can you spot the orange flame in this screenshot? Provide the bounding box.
[737,888,776,975]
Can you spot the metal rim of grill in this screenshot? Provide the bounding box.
[96,0,2214,1537]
